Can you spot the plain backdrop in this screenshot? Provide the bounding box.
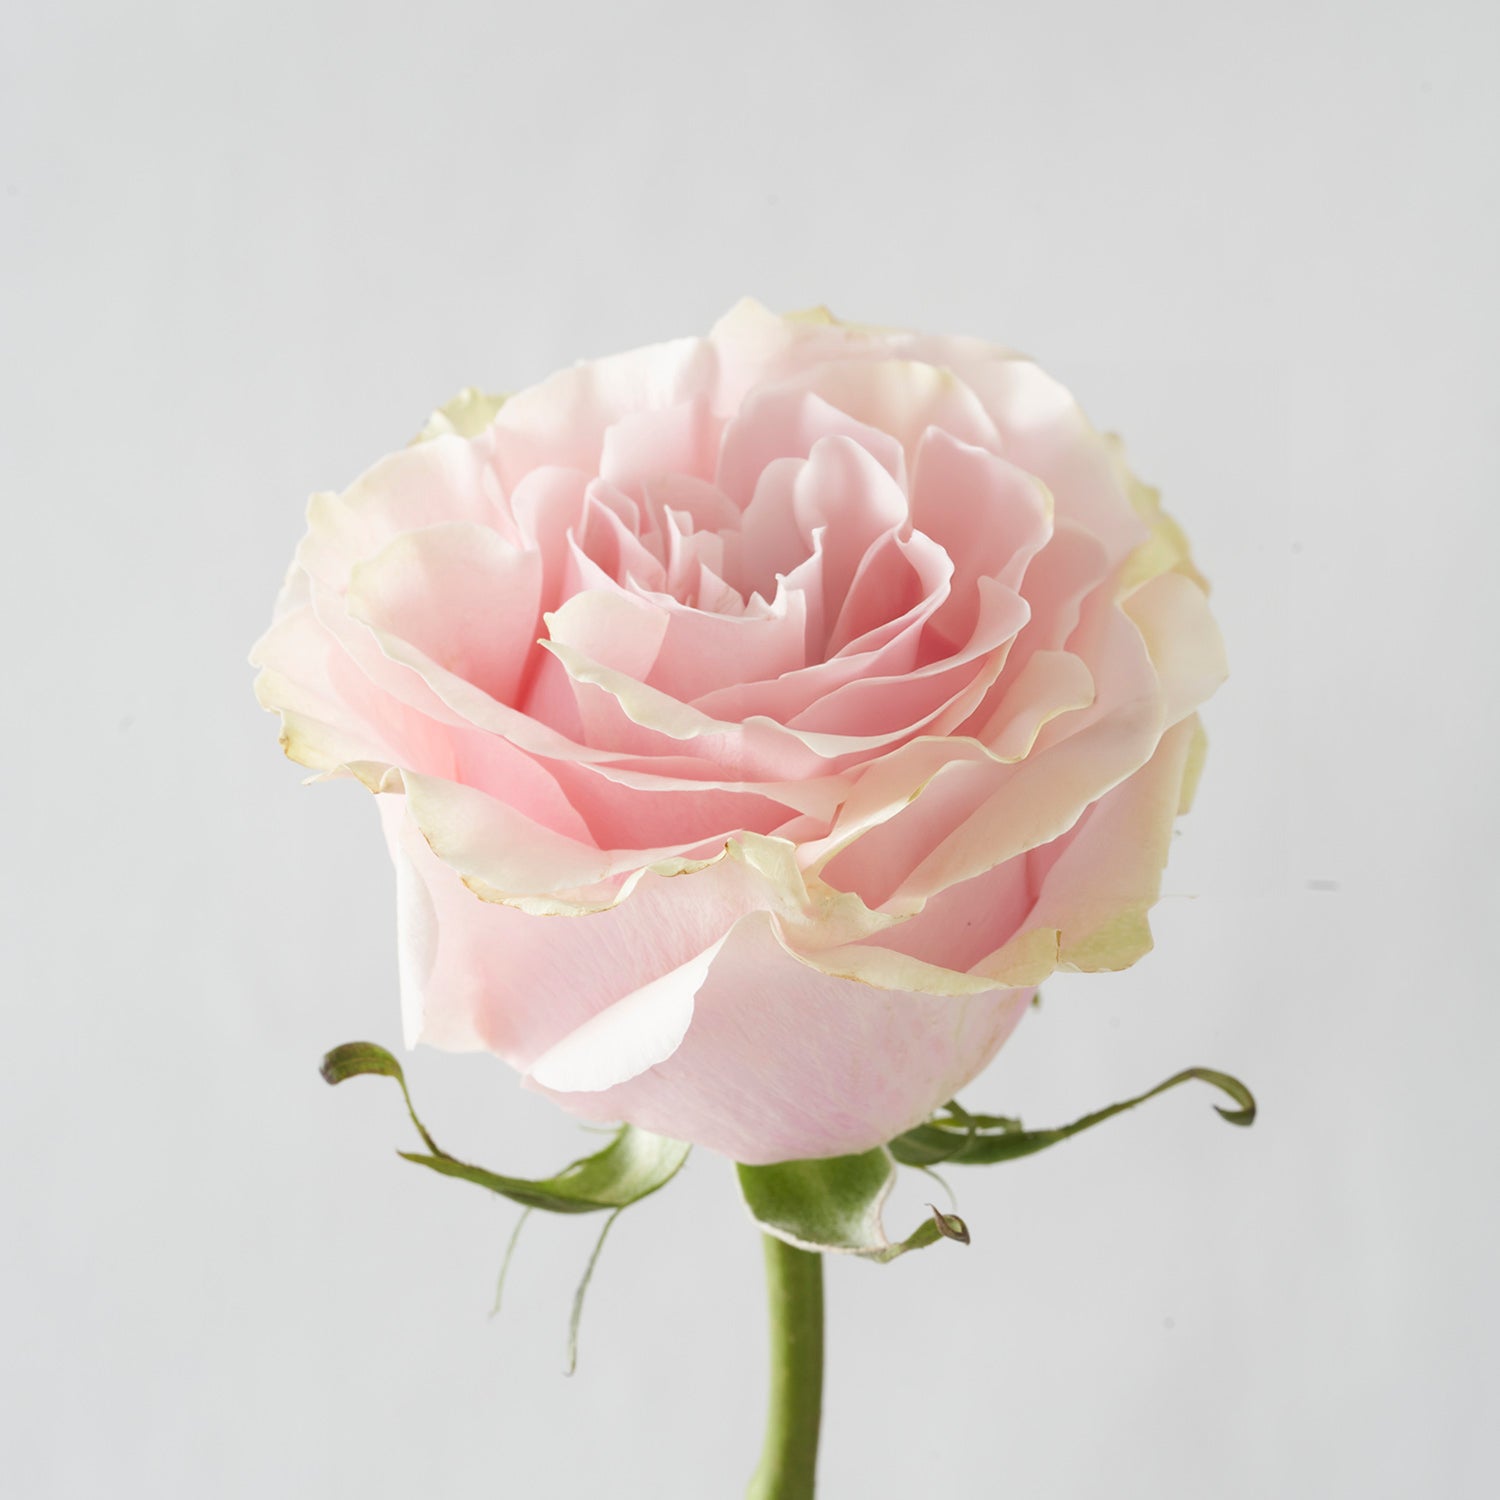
[3,2,1497,1496]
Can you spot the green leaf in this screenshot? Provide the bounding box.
[320,1039,690,1214]
[889,1066,1257,1169]
[737,1152,970,1262]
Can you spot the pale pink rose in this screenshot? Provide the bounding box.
[253,301,1224,1164]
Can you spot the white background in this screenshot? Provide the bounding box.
[3,2,1497,1496]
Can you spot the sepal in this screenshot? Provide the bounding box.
[736,1150,968,1262]
[890,1066,1255,1169]
[320,1040,690,1213]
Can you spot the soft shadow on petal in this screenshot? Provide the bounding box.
[717,388,906,511]
[382,797,481,1051]
[789,577,1028,738]
[400,770,699,906]
[345,522,543,708]
[909,428,1054,640]
[524,934,731,1093]
[917,350,1150,569]
[814,598,1163,910]
[972,649,1097,758]
[598,397,724,494]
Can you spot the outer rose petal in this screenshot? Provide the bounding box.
[416,387,508,442]
[298,435,513,597]
[381,797,775,1063]
[897,340,1150,568]
[813,597,1167,911]
[975,713,1208,978]
[772,358,1003,463]
[1121,570,1227,727]
[399,770,723,912]
[524,936,728,1093]
[486,336,719,489]
[528,911,1034,1164]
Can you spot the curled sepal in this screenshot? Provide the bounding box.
[319,1040,690,1214]
[737,1152,970,1262]
[862,1206,973,1264]
[888,1066,1257,1169]
[320,1041,441,1154]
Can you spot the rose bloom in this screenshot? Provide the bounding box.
[253,301,1224,1165]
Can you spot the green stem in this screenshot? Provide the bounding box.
[747,1235,825,1500]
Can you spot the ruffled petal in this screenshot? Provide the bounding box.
[816,597,1164,911]
[908,428,1053,642]
[416,388,508,442]
[899,344,1149,568]
[297,435,512,596]
[1122,570,1227,727]
[716,387,906,509]
[487,336,718,490]
[598,398,723,493]
[781,358,1003,463]
[400,770,660,909]
[345,522,542,708]
[975,713,1206,978]
[381,798,772,1061]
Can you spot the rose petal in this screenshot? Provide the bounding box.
[909,428,1053,642]
[1122,570,1227,727]
[716,388,906,509]
[599,398,723,494]
[907,347,1149,567]
[524,935,729,1093]
[816,598,1163,910]
[400,770,654,906]
[789,576,1028,738]
[785,358,1003,463]
[529,911,1032,1163]
[416,388,508,443]
[381,799,771,1061]
[487,335,718,490]
[297,435,512,596]
[976,713,1206,978]
[345,522,543,708]
[973,649,1097,759]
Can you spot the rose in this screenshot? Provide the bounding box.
[253,300,1224,1165]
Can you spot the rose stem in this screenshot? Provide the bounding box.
[746,1234,825,1499]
